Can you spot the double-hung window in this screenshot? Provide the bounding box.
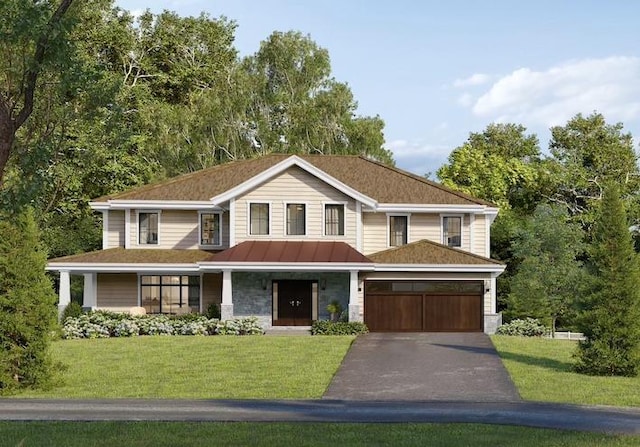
[389,215,408,247]
[138,212,159,245]
[200,213,221,246]
[286,203,306,235]
[250,203,270,235]
[443,216,462,247]
[324,204,345,236]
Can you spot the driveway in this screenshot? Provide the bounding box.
[323,332,520,401]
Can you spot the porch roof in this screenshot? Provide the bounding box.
[48,248,218,265]
[368,239,504,266]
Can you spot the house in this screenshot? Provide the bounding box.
[47,155,505,333]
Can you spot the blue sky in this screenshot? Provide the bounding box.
[116,0,640,175]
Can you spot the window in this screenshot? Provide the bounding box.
[200,213,221,246]
[389,215,408,246]
[443,216,462,247]
[286,203,306,235]
[324,204,345,236]
[140,275,199,314]
[138,212,159,245]
[250,203,269,235]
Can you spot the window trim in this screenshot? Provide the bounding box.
[136,210,161,247]
[283,201,308,237]
[322,201,348,237]
[198,211,223,248]
[386,213,410,248]
[247,201,272,236]
[441,214,464,248]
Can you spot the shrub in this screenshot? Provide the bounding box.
[205,303,221,320]
[311,320,369,335]
[496,318,547,337]
[62,302,83,321]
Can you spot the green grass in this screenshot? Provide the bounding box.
[492,335,640,406]
[11,336,354,399]
[1,422,638,447]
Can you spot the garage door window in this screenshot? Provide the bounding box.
[367,281,483,294]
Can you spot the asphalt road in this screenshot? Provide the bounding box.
[1,399,639,434]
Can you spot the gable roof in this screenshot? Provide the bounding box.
[368,239,504,266]
[208,241,372,264]
[94,155,494,206]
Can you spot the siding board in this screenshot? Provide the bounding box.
[97,273,137,311]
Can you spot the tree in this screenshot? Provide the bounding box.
[574,184,640,376]
[507,204,585,333]
[0,208,58,392]
[0,0,75,186]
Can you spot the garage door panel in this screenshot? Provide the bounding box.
[365,295,422,331]
[424,295,482,331]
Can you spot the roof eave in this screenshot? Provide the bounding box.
[199,262,375,271]
[371,204,500,214]
[90,200,222,211]
[46,263,201,273]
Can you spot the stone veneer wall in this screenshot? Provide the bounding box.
[232,271,350,328]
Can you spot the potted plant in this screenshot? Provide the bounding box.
[326,299,343,322]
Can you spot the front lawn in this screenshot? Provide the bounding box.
[2,422,638,447]
[11,336,354,399]
[492,336,640,407]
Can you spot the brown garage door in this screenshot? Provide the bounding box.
[364,281,483,332]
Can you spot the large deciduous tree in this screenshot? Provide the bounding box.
[574,184,640,376]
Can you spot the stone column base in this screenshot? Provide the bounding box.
[348,304,362,322]
[484,312,502,334]
[220,304,234,321]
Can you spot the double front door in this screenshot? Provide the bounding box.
[273,280,313,326]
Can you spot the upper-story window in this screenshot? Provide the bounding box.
[200,213,221,246]
[443,216,462,247]
[324,204,345,236]
[389,215,408,247]
[286,203,306,235]
[250,203,270,235]
[138,212,159,245]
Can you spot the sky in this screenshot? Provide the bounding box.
[115,0,640,176]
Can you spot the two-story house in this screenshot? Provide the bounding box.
[47,155,505,333]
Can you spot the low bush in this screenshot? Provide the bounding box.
[61,302,83,321]
[497,318,548,337]
[205,303,221,320]
[61,311,263,339]
[311,320,369,335]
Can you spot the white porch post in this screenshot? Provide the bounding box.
[221,269,233,320]
[348,270,361,322]
[490,277,497,314]
[58,270,71,319]
[83,273,97,310]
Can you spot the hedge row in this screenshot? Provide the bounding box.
[311,320,369,335]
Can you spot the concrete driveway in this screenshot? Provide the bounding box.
[323,332,520,401]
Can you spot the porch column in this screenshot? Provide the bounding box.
[58,270,71,319]
[490,277,497,314]
[348,270,361,322]
[221,269,233,320]
[83,273,97,310]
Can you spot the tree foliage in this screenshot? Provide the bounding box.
[574,184,640,376]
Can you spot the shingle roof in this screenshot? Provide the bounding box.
[95,155,494,206]
[207,241,372,264]
[368,239,504,265]
[48,248,218,264]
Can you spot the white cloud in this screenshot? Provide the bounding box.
[453,73,492,88]
[386,140,452,176]
[468,57,640,128]
[457,93,474,107]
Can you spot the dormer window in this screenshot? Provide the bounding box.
[138,212,159,245]
[200,213,221,246]
[443,216,462,247]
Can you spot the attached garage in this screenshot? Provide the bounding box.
[364,280,484,332]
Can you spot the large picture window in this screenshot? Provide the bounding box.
[138,212,159,245]
[200,213,221,246]
[324,204,345,236]
[140,275,199,314]
[443,216,462,247]
[389,215,408,247]
[286,203,306,235]
[250,203,270,235]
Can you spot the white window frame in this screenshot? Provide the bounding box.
[136,210,161,247]
[322,201,348,237]
[198,210,223,248]
[386,213,410,248]
[247,201,272,236]
[283,201,308,237]
[137,273,201,313]
[441,214,464,248]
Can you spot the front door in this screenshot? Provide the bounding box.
[274,280,313,326]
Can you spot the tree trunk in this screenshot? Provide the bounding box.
[0,120,15,188]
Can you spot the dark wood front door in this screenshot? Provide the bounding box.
[274,280,313,326]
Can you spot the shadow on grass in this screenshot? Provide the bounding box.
[496,350,573,373]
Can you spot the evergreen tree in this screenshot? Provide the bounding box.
[574,184,640,376]
[0,208,57,392]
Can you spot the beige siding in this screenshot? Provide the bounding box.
[158,210,198,249]
[107,211,125,248]
[362,212,387,255]
[97,273,138,312]
[202,273,222,312]
[410,214,440,245]
[235,167,357,248]
[471,214,488,257]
